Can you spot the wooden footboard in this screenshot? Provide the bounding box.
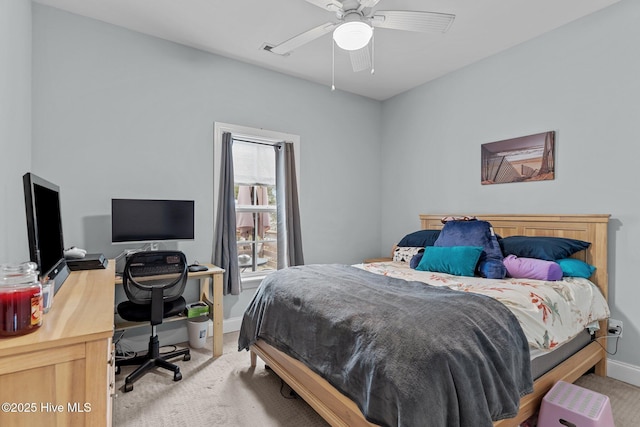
[247,214,610,427]
[251,340,376,427]
[251,339,606,427]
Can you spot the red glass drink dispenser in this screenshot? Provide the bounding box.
[0,262,43,336]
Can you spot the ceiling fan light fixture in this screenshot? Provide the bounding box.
[333,21,373,51]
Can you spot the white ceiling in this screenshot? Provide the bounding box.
[33,0,620,100]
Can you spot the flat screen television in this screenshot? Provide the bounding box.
[23,173,70,295]
[111,199,195,244]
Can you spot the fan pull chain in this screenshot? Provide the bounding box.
[331,39,336,91]
[371,28,375,75]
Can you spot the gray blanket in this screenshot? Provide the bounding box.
[238,264,532,427]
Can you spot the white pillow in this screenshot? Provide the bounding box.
[393,246,423,263]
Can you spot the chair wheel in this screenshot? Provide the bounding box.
[124,382,133,393]
[115,366,121,375]
[183,354,191,361]
[174,371,182,382]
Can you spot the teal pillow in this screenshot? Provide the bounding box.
[556,258,596,278]
[416,246,483,277]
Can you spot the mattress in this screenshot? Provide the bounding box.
[531,329,592,379]
[357,261,609,351]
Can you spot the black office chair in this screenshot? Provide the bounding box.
[116,251,191,392]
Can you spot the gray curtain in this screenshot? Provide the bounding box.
[213,132,241,295]
[275,142,304,268]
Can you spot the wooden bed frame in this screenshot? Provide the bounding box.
[249,214,610,427]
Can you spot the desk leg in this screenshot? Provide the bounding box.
[211,274,223,357]
[199,273,223,358]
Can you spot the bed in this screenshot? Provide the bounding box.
[239,214,610,427]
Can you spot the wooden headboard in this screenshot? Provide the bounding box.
[419,214,610,301]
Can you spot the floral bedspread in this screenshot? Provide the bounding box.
[357,261,610,350]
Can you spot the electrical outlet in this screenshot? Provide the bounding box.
[609,318,623,338]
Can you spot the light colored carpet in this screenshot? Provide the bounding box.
[113,332,329,427]
[574,373,640,427]
[114,332,640,427]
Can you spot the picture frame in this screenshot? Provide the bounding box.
[481,131,555,185]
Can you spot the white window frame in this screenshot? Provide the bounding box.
[213,122,300,288]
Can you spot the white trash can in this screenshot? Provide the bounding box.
[187,315,208,349]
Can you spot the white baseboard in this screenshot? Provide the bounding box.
[607,359,640,388]
[223,316,243,334]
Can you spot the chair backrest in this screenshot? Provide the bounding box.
[122,251,188,306]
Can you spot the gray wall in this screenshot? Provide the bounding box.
[380,1,640,372]
[30,5,382,326]
[0,0,31,264]
[8,1,639,375]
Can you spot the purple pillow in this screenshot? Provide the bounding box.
[503,255,562,281]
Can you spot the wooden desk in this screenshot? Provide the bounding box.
[114,264,225,358]
[0,263,116,427]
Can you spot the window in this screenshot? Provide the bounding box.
[233,140,277,275]
[213,123,300,281]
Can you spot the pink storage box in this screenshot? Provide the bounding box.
[538,380,615,427]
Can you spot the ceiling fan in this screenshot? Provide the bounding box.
[266,0,455,73]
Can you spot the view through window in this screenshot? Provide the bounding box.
[233,139,277,275]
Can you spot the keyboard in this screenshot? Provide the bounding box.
[129,263,182,277]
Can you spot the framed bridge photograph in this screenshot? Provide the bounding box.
[481,130,555,185]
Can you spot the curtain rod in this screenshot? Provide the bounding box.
[232,135,283,147]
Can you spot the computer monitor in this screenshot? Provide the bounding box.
[111,199,195,245]
[23,173,70,295]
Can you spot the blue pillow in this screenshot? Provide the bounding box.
[409,252,423,269]
[416,246,483,277]
[434,220,506,279]
[556,258,596,278]
[398,230,440,247]
[500,236,590,261]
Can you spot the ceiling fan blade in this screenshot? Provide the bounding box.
[269,22,338,55]
[349,46,371,72]
[358,0,382,11]
[371,10,455,33]
[303,0,344,12]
